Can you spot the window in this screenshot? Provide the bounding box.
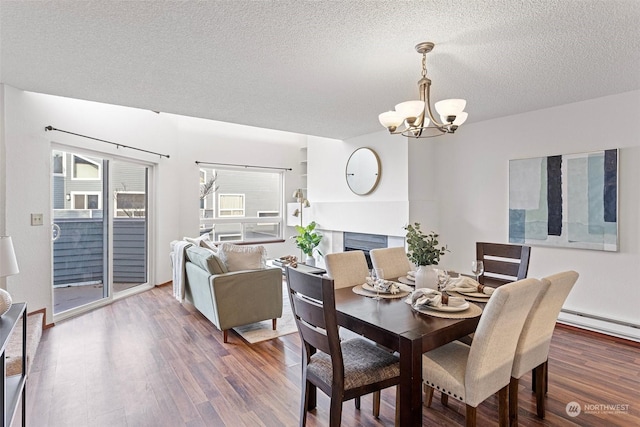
[72,155,101,180]
[71,192,102,210]
[198,167,284,243]
[218,194,245,217]
[115,192,146,217]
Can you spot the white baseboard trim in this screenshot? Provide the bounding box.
[557,311,640,342]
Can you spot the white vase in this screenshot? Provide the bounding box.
[414,265,438,290]
[305,255,315,267]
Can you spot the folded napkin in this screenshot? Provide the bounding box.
[407,270,416,279]
[444,276,495,295]
[409,288,466,309]
[366,277,401,294]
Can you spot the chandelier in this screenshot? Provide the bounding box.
[378,42,468,138]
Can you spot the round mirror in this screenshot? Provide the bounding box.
[345,148,381,195]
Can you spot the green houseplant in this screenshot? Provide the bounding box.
[293,221,323,266]
[404,223,448,289]
[404,223,448,266]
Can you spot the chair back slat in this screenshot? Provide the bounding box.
[285,266,342,365]
[476,242,531,286]
[483,259,521,277]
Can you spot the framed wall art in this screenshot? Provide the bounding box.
[509,149,618,251]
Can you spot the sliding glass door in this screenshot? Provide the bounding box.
[52,149,149,314]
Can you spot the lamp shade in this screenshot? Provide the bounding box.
[0,236,19,277]
[395,100,425,120]
[435,99,466,117]
[440,111,468,126]
[378,111,404,129]
[292,189,304,201]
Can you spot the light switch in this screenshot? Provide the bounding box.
[31,213,44,226]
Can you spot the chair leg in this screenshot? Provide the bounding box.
[354,396,360,410]
[465,405,476,427]
[441,393,449,407]
[498,385,508,427]
[423,384,434,408]
[373,391,381,418]
[534,363,547,418]
[300,378,310,427]
[329,392,343,427]
[272,318,277,330]
[509,377,519,426]
[223,330,228,343]
[395,387,400,426]
[531,359,549,394]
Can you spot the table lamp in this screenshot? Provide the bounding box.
[0,236,19,316]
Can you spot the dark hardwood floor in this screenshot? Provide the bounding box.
[22,284,639,426]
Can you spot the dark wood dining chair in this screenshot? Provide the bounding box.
[476,242,531,287]
[285,266,400,427]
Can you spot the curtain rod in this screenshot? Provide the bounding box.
[44,126,170,159]
[195,161,291,171]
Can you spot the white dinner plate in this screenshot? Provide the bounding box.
[398,276,415,286]
[457,290,491,298]
[413,301,470,313]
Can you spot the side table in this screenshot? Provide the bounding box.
[267,260,326,275]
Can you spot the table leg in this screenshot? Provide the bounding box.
[398,337,422,426]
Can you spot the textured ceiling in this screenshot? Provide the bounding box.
[1,1,639,140]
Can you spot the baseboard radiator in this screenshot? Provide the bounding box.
[559,308,639,342]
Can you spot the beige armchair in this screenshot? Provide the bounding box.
[184,245,283,343]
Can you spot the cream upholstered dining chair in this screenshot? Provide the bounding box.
[509,270,579,424]
[285,267,400,427]
[323,250,388,418]
[370,247,413,280]
[422,277,543,427]
[324,250,369,289]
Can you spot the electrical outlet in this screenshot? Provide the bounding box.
[31,213,44,226]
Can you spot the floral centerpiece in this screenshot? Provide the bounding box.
[293,221,323,266]
[404,223,448,289]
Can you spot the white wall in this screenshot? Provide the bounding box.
[308,130,410,237]
[434,90,640,340]
[1,85,307,324]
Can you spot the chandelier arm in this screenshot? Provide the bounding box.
[420,79,446,130]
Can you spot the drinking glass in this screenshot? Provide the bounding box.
[471,260,484,282]
[373,267,384,300]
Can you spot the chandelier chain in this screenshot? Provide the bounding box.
[421,53,427,78]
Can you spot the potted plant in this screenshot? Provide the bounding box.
[404,222,448,289]
[293,221,323,266]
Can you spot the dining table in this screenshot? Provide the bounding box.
[333,284,483,426]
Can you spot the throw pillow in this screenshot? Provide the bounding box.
[218,243,266,272]
[200,239,218,252]
[183,234,212,246]
[185,246,228,275]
